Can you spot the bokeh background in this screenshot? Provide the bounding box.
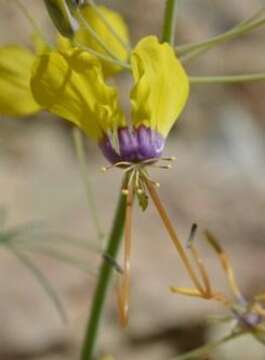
[0,0,265,359]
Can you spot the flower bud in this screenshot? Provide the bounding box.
[65,0,85,13]
[43,0,79,37]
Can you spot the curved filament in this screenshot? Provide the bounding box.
[145,178,204,293]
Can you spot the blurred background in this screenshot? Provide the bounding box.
[0,0,265,359]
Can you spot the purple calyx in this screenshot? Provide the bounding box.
[99,126,165,164]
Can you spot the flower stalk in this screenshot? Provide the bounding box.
[190,73,265,84]
[145,179,204,293]
[162,0,179,45]
[80,182,128,360]
[177,9,265,62]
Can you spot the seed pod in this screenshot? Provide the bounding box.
[65,0,85,13]
[43,0,79,37]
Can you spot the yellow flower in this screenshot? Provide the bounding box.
[0,3,129,117]
[46,1,130,75]
[30,33,190,328]
[0,46,41,117]
[131,36,189,138]
[73,4,130,75]
[31,48,126,140]
[31,36,189,163]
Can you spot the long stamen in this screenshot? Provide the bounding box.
[171,286,229,305]
[144,178,204,293]
[142,158,159,165]
[101,161,132,172]
[189,245,212,297]
[170,287,204,298]
[141,156,176,166]
[149,164,173,169]
[204,231,243,301]
[140,168,160,188]
[187,224,212,297]
[117,183,134,327]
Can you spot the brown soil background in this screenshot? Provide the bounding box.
[0,1,265,359]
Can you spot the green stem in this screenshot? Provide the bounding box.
[190,73,265,84]
[172,331,245,360]
[80,189,127,360]
[162,0,179,45]
[178,15,265,55]
[177,11,265,63]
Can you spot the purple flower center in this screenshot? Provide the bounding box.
[99,126,165,164]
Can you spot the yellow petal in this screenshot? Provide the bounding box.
[31,49,125,140]
[32,32,50,55]
[56,33,72,53]
[73,4,130,76]
[130,36,189,137]
[0,46,40,117]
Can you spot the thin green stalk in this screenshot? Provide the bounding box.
[178,11,265,54]
[177,11,265,63]
[190,73,265,84]
[80,189,127,360]
[73,127,104,241]
[172,331,245,360]
[162,0,179,45]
